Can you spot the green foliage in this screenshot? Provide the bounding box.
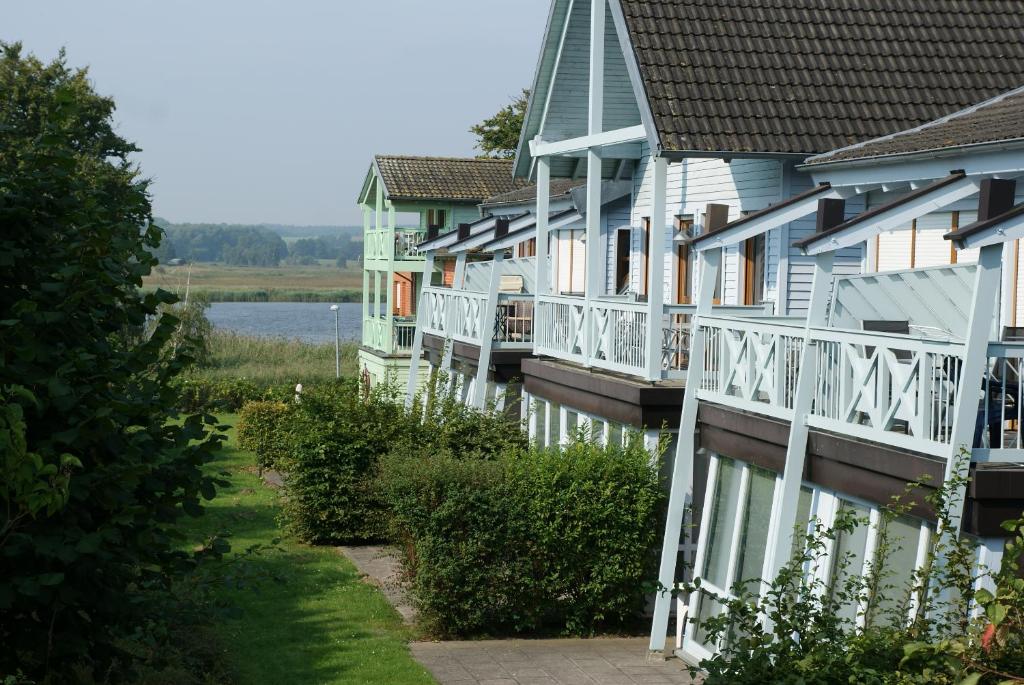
[0,43,224,679]
[277,380,409,543]
[156,224,290,266]
[470,89,529,159]
[237,400,294,472]
[380,433,665,637]
[163,287,361,303]
[172,375,290,412]
[686,459,1024,684]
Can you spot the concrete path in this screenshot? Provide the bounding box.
[337,544,417,623]
[411,638,693,685]
[338,545,692,684]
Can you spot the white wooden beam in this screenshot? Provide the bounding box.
[644,156,667,380]
[405,254,434,408]
[952,209,1024,249]
[535,157,551,296]
[693,186,849,252]
[529,125,647,157]
[649,248,722,654]
[801,175,984,255]
[472,252,504,409]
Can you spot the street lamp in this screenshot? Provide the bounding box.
[329,304,340,379]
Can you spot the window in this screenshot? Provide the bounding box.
[533,399,547,448]
[557,230,585,295]
[547,401,561,447]
[676,216,695,304]
[742,233,766,305]
[518,237,537,258]
[426,209,446,230]
[615,228,631,294]
[641,218,651,299]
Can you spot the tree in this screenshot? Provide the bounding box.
[470,89,529,159]
[0,43,223,679]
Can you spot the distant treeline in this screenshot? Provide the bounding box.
[152,220,363,267]
[148,288,363,303]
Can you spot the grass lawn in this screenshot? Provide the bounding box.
[181,415,435,685]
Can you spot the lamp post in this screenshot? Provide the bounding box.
[329,304,340,379]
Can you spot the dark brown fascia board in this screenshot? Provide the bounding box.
[792,171,966,251]
[945,201,1024,246]
[417,215,496,250]
[481,208,578,251]
[690,183,833,248]
[448,212,529,250]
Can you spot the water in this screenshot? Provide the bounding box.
[206,302,363,344]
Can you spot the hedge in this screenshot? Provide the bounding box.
[380,435,666,637]
[236,400,294,472]
[172,375,291,412]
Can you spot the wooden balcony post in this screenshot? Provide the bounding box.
[649,246,722,654]
[763,198,843,587]
[405,252,434,408]
[472,252,505,408]
[535,155,550,297]
[644,156,668,381]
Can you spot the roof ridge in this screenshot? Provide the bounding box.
[374,154,513,164]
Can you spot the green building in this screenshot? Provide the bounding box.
[355,155,522,388]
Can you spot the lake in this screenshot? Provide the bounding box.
[207,302,363,344]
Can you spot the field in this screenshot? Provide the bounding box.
[193,331,360,385]
[145,261,363,302]
[177,416,435,685]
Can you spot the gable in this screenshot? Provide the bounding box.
[515,0,645,179]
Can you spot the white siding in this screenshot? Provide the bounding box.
[876,229,914,272]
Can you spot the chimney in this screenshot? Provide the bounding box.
[493,217,510,239]
[978,178,1016,221]
[704,203,730,232]
[457,223,471,241]
[816,198,846,232]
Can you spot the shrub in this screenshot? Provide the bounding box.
[172,375,289,412]
[380,434,665,637]
[237,400,294,472]
[278,379,412,543]
[687,463,1024,684]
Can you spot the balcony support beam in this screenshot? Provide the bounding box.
[644,156,668,381]
[472,252,505,409]
[535,156,550,297]
[649,246,721,654]
[405,253,434,408]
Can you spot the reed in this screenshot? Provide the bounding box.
[193,330,360,385]
[173,288,362,303]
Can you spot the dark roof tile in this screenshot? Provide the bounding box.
[618,0,1024,154]
[374,155,525,203]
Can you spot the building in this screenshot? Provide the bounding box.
[355,155,522,387]
[394,0,1024,664]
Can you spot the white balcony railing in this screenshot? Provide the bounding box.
[535,295,772,380]
[364,227,427,262]
[975,342,1024,456]
[698,315,806,419]
[363,316,417,354]
[420,287,535,350]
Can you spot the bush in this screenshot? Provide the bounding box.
[237,400,294,472]
[278,380,411,543]
[172,375,289,412]
[380,434,666,637]
[687,462,1024,684]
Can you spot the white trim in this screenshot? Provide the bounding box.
[801,176,984,255]
[529,124,647,157]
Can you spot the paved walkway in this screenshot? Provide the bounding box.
[337,544,417,623]
[412,638,693,685]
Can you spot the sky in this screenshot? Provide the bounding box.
[1,1,549,226]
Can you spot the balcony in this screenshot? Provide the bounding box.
[363,316,417,354]
[364,227,428,263]
[533,294,771,381]
[696,313,1024,458]
[420,286,535,350]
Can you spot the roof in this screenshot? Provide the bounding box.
[617,0,1024,155]
[806,85,1024,166]
[690,183,833,247]
[793,172,966,252]
[482,179,584,206]
[373,155,524,203]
